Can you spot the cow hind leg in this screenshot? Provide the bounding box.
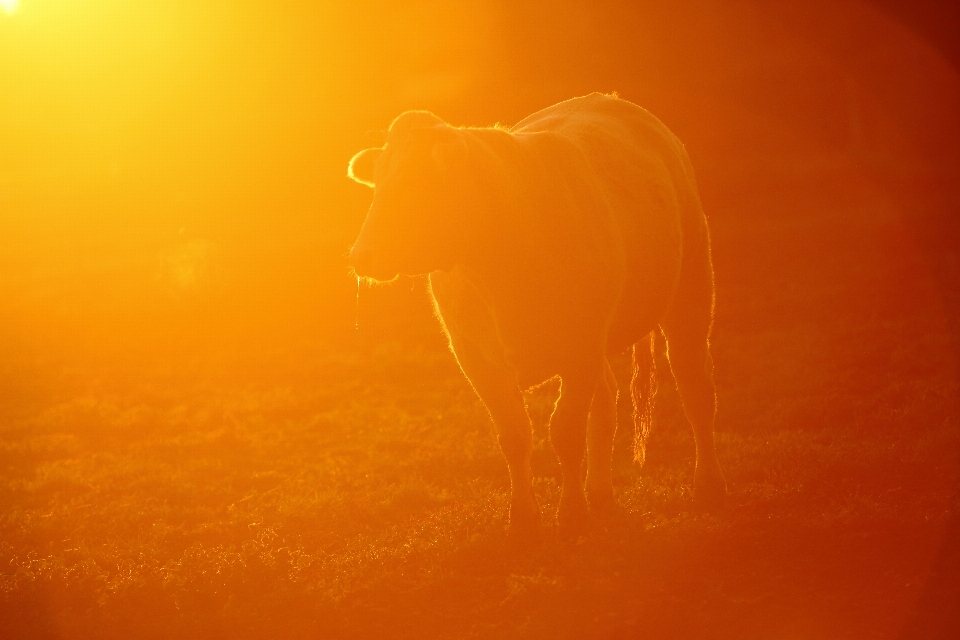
[551,360,604,541]
[585,358,618,519]
[661,322,727,511]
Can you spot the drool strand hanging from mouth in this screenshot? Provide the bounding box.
[355,276,361,331]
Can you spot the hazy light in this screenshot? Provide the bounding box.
[0,0,17,16]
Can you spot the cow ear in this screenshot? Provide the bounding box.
[348,148,382,187]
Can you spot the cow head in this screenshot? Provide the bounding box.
[348,111,468,282]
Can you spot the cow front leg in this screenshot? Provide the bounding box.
[449,342,540,544]
[586,358,618,519]
[551,363,603,541]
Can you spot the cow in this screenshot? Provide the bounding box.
[347,93,725,543]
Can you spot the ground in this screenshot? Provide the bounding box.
[1,160,958,639]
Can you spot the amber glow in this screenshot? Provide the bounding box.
[1,1,958,638]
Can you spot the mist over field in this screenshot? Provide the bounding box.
[1,1,959,638]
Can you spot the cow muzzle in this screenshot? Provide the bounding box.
[349,245,399,282]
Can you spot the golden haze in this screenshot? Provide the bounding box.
[1,1,958,638]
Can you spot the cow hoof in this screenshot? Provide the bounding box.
[585,487,618,523]
[508,528,541,553]
[558,496,592,543]
[693,478,727,513]
[508,494,542,548]
[507,516,541,549]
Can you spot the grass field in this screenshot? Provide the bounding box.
[2,160,957,639]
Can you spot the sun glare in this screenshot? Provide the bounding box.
[0,0,17,16]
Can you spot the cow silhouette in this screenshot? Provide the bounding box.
[349,93,725,543]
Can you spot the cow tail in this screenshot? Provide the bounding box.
[631,331,659,466]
